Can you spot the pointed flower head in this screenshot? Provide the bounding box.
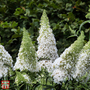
[52,31,85,83]
[37,10,59,62]
[14,28,37,72]
[0,45,13,78]
[74,40,90,81]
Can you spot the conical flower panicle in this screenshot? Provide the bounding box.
[14,28,37,71]
[40,10,50,29]
[61,31,85,65]
[0,45,13,78]
[38,10,55,45]
[52,31,85,83]
[37,10,59,62]
[74,40,90,81]
[19,28,36,68]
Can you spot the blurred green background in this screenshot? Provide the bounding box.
[0,0,90,62]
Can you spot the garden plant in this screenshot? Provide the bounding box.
[1,0,90,90]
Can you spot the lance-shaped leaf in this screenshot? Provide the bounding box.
[15,71,31,86]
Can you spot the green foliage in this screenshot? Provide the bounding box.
[86,5,90,19]
[78,20,90,40]
[57,73,90,90]
[15,71,26,86]
[35,68,55,90]
[53,72,90,90]
[0,0,90,60]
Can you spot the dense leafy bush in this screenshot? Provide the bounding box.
[0,0,90,60]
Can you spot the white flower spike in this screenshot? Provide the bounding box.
[0,45,13,78]
[74,40,90,81]
[14,28,37,72]
[37,10,59,62]
[52,31,85,83]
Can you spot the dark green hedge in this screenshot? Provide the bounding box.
[0,0,90,61]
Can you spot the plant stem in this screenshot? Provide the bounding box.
[26,84,30,90]
[89,31,90,40]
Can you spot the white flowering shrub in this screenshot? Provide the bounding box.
[52,31,85,83]
[0,45,13,78]
[37,10,59,62]
[14,28,37,72]
[74,40,90,81]
[1,9,90,89]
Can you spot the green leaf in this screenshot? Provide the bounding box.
[11,29,17,32]
[85,13,90,19]
[24,9,30,16]
[69,26,76,35]
[62,14,67,18]
[35,85,42,90]
[78,20,90,34]
[67,35,77,39]
[20,15,28,19]
[14,8,25,16]
[68,12,75,21]
[10,21,18,28]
